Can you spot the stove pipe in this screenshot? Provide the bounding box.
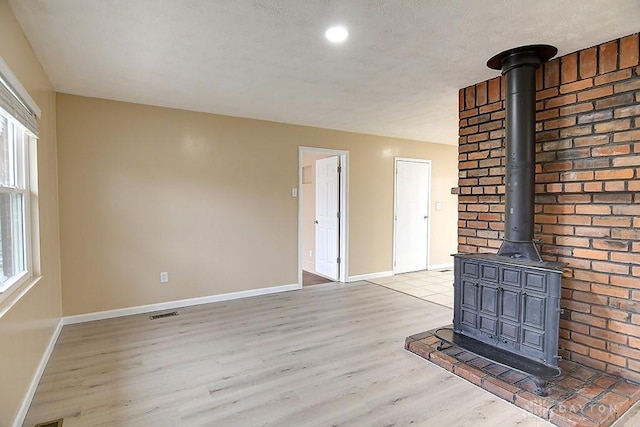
[487,45,557,262]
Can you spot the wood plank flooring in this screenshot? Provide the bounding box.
[24,282,552,426]
[302,270,333,286]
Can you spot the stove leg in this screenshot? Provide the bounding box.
[533,377,548,397]
[436,341,452,351]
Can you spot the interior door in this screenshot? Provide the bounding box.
[315,156,340,280]
[394,160,430,273]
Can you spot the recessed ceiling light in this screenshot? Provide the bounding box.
[325,26,348,43]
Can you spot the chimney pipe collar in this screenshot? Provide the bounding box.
[487,44,558,73]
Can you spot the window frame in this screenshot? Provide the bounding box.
[0,106,34,294]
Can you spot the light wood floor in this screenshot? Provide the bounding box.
[24,282,552,426]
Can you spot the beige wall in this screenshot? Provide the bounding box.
[57,94,458,316]
[429,158,459,266]
[0,1,62,424]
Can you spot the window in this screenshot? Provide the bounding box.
[0,109,33,292]
[0,57,39,297]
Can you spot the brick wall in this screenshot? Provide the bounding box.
[458,33,640,381]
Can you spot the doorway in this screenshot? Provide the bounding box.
[393,158,431,274]
[298,147,348,286]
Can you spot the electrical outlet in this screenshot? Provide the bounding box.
[309,250,312,257]
[160,272,169,283]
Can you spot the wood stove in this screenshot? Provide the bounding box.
[437,45,565,396]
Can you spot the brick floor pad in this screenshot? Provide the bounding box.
[405,327,640,427]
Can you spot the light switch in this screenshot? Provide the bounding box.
[436,202,443,211]
[291,188,298,197]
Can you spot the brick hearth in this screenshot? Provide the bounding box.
[406,328,640,427]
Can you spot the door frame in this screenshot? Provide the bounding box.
[393,157,432,274]
[298,146,349,286]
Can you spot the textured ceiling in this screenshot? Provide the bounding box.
[8,0,640,145]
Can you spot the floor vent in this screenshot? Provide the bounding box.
[438,269,451,272]
[150,311,178,320]
[35,419,63,427]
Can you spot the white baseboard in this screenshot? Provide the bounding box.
[347,271,393,282]
[63,283,301,325]
[13,318,64,427]
[428,262,454,271]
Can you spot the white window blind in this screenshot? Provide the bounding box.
[0,57,39,136]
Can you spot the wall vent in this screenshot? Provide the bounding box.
[35,419,63,427]
[149,311,178,320]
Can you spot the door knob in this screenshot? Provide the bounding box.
[423,215,428,219]
[314,220,318,224]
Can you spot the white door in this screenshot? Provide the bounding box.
[315,156,340,280]
[394,160,430,273]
